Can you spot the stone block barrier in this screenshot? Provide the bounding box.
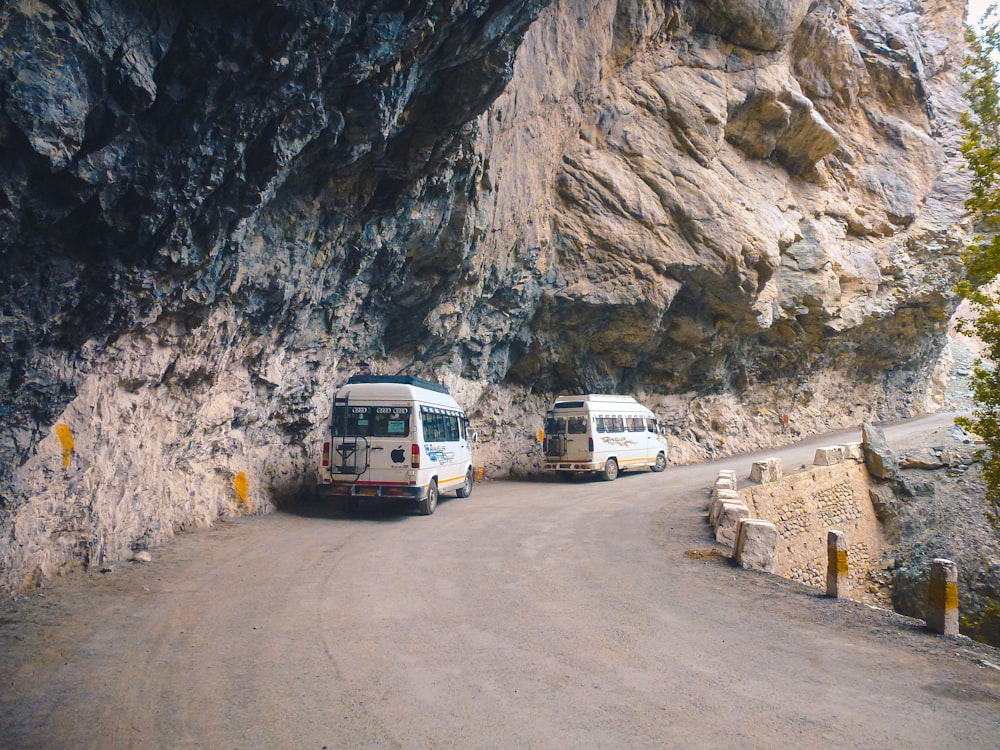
[706,469,776,567]
[734,519,778,572]
[843,442,864,462]
[825,530,849,598]
[714,475,736,493]
[716,502,750,546]
[813,446,845,466]
[749,457,782,484]
[926,559,959,636]
[708,490,740,525]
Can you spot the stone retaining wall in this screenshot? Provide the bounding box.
[726,445,887,602]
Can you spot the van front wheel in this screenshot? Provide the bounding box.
[653,453,667,472]
[456,469,473,498]
[419,480,439,515]
[602,459,619,482]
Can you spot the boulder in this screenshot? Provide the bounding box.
[862,423,898,480]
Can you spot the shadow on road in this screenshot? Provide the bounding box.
[275,492,452,523]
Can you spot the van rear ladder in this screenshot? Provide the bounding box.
[331,393,368,475]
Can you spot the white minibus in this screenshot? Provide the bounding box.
[320,375,474,514]
[542,394,668,480]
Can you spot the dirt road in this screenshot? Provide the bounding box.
[2,416,999,749]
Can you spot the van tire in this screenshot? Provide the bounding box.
[602,459,619,482]
[456,469,473,498]
[653,453,667,472]
[419,480,439,515]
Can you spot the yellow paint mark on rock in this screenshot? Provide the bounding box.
[55,424,74,467]
[234,471,249,504]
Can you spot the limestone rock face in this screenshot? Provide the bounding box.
[0,0,971,592]
[691,0,814,51]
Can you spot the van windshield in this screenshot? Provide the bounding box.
[333,405,411,437]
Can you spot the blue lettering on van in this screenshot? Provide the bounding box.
[425,444,455,463]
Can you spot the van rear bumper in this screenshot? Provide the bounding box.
[325,482,425,499]
[543,461,601,471]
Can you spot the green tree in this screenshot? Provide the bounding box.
[959,4,1000,524]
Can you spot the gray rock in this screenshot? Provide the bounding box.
[863,423,899,480]
[0,0,972,594]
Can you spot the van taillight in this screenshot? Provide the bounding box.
[588,437,594,452]
[322,441,330,467]
[411,444,420,468]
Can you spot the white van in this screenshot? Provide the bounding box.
[320,375,474,514]
[542,394,668,480]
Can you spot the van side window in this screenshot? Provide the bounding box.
[647,418,659,434]
[626,417,644,432]
[421,407,461,442]
[596,416,624,432]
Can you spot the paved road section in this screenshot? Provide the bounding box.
[2,415,998,748]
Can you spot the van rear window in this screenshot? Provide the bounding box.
[333,405,411,437]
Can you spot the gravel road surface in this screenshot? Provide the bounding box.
[2,415,999,749]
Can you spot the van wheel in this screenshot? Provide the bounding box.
[602,459,619,482]
[653,453,667,472]
[456,469,473,498]
[419,480,438,515]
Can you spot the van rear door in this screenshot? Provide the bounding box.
[357,405,413,492]
[545,413,590,462]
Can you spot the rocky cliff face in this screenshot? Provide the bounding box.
[0,0,970,592]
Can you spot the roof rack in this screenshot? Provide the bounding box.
[345,374,450,394]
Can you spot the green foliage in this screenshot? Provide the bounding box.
[959,5,1000,524]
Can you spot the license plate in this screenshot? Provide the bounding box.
[357,487,379,496]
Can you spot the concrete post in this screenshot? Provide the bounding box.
[926,559,959,636]
[825,530,849,599]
